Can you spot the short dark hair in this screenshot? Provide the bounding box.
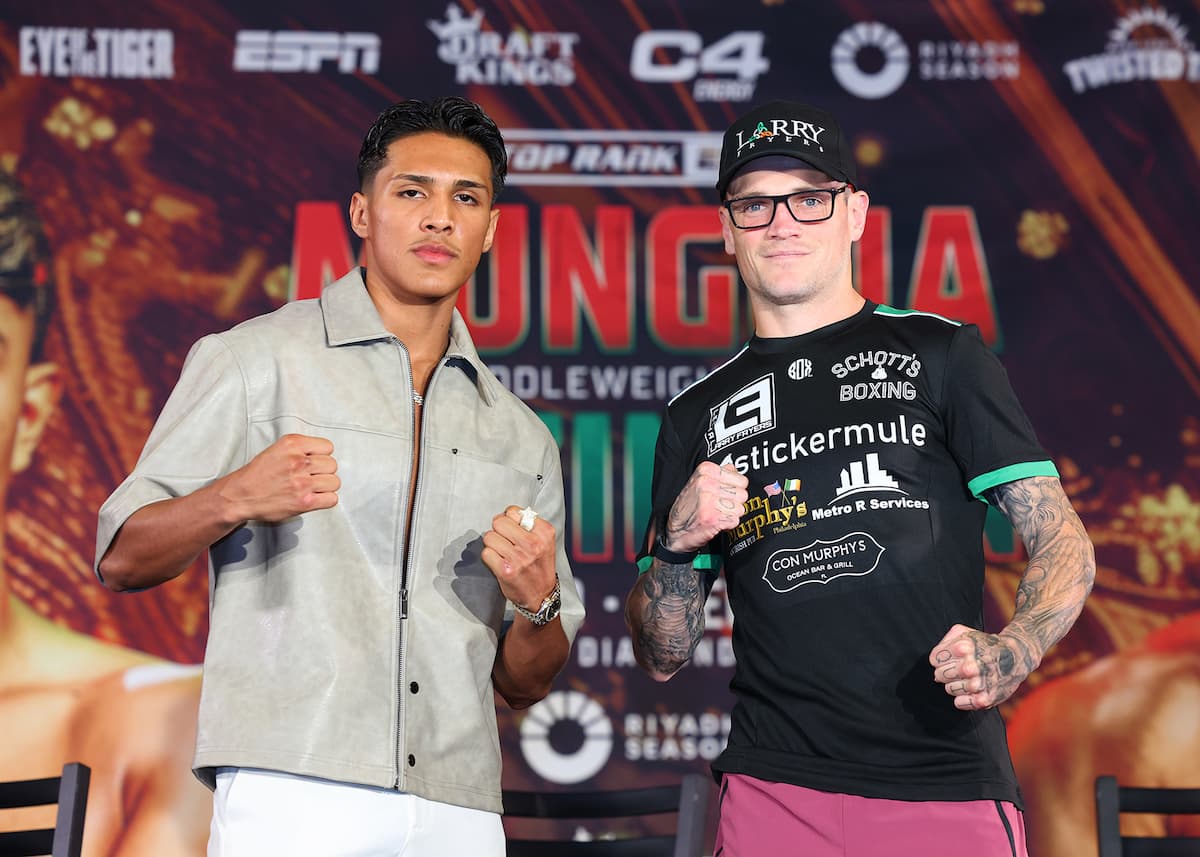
[356,96,508,201]
[0,171,54,361]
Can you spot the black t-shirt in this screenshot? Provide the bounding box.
[638,301,1058,806]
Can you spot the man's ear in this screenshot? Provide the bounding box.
[481,206,501,254]
[718,206,737,255]
[848,189,870,242]
[11,361,61,474]
[349,191,369,240]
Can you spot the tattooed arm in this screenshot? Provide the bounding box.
[626,559,711,681]
[626,461,749,681]
[930,475,1095,710]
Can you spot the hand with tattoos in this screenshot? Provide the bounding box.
[625,461,749,680]
[662,461,750,552]
[931,475,1095,710]
[931,625,1028,710]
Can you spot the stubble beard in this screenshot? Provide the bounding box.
[754,250,851,308]
[754,273,829,307]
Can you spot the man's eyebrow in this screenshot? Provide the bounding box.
[387,173,434,185]
[386,174,489,193]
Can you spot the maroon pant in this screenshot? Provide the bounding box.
[714,773,1028,857]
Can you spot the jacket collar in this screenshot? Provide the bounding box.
[321,268,500,407]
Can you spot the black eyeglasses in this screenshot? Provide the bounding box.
[724,186,849,229]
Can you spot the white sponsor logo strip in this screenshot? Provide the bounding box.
[19,27,174,78]
[502,129,722,186]
[428,2,578,86]
[832,21,1020,99]
[233,31,380,73]
[1063,7,1200,93]
[630,30,769,102]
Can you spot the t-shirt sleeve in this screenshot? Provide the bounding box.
[635,406,722,576]
[94,334,250,579]
[941,324,1059,500]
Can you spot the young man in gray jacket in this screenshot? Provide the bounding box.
[97,97,583,857]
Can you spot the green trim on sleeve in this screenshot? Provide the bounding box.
[636,552,722,576]
[872,305,962,325]
[968,461,1060,502]
[694,553,721,571]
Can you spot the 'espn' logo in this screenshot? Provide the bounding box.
[233,31,380,74]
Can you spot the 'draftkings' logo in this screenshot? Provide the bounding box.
[427,2,579,86]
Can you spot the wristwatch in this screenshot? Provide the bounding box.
[513,575,562,626]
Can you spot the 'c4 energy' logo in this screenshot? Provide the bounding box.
[706,374,775,455]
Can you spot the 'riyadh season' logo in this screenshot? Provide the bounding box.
[520,690,613,785]
[831,22,910,99]
[832,22,1018,99]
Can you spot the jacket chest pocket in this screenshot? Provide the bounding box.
[418,451,541,627]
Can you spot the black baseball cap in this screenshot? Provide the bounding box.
[716,101,858,197]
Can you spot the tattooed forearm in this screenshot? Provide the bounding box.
[625,559,708,680]
[987,475,1096,674]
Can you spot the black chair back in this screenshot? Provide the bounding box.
[1096,774,1200,857]
[503,773,708,857]
[0,763,90,857]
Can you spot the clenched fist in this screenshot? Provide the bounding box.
[664,461,749,553]
[221,433,339,523]
[481,505,558,613]
[930,624,1032,711]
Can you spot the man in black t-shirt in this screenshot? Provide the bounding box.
[625,102,1096,857]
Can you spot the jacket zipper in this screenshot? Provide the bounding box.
[394,339,438,788]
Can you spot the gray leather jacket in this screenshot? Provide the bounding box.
[96,269,584,813]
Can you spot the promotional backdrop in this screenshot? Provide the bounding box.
[1,1,1198,854]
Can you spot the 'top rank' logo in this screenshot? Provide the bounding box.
[427,2,579,86]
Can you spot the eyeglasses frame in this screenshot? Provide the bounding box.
[723,185,851,230]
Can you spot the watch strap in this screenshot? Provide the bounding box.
[652,532,698,565]
[513,574,561,626]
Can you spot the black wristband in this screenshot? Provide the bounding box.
[652,533,698,565]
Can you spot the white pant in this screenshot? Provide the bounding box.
[208,768,506,857]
